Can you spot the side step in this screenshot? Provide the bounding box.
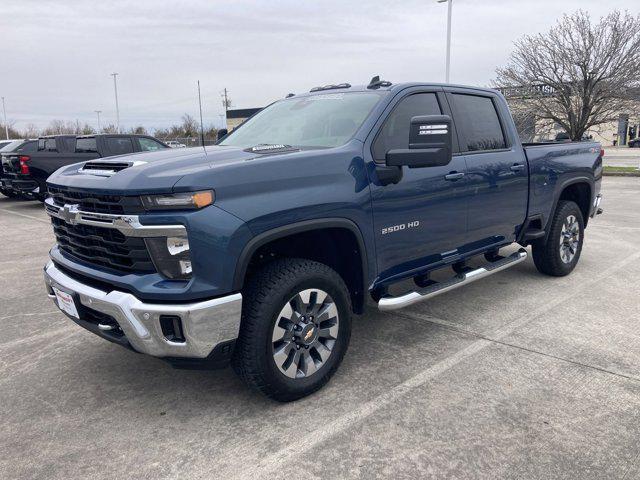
[378,249,528,312]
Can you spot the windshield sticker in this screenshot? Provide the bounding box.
[307,93,345,101]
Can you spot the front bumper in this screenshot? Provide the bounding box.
[44,261,242,364]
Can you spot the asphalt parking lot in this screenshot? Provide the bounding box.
[1,176,639,480]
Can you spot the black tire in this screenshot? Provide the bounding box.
[532,200,584,276]
[232,258,352,402]
[0,188,18,198]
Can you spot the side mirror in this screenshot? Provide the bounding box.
[217,128,228,142]
[385,115,452,168]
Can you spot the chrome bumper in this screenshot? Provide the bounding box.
[43,261,242,359]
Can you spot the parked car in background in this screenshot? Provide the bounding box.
[43,79,603,401]
[166,140,187,148]
[0,139,37,197]
[0,134,169,200]
[628,137,640,148]
[0,139,22,150]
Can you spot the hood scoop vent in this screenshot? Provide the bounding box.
[244,144,299,155]
[79,160,147,177]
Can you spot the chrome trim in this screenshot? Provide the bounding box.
[44,197,186,237]
[78,160,148,177]
[378,250,528,311]
[44,261,243,358]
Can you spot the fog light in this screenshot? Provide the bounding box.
[179,260,192,275]
[145,235,193,280]
[167,236,189,255]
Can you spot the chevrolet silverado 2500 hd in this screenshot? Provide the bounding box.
[43,78,603,401]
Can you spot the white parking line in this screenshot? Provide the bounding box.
[237,250,640,480]
[0,208,49,224]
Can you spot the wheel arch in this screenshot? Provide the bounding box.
[545,177,593,239]
[233,218,369,314]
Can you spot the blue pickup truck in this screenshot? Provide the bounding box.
[43,78,603,401]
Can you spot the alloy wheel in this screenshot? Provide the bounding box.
[272,288,339,379]
[559,214,580,264]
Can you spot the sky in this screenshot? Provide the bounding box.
[0,0,635,132]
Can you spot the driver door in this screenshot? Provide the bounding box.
[366,90,469,281]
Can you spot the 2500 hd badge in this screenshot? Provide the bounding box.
[381,221,420,235]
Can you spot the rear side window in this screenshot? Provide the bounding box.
[106,137,134,155]
[450,94,506,152]
[17,141,37,153]
[138,137,166,151]
[38,138,57,152]
[75,137,98,153]
[372,93,441,162]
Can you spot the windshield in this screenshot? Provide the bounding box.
[220,92,382,149]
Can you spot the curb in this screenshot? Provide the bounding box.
[603,171,640,177]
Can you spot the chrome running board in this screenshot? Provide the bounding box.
[378,249,528,312]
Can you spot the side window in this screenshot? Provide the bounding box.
[372,93,441,162]
[75,137,98,153]
[106,137,134,155]
[138,137,166,151]
[39,138,57,152]
[451,94,506,152]
[18,141,37,153]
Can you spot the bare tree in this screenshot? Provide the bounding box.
[101,123,118,134]
[42,119,77,135]
[495,10,640,140]
[128,125,148,135]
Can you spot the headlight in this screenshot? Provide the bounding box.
[145,235,193,280]
[141,190,214,210]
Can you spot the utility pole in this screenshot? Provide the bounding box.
[197,80,205,147]
[1,97,8,139]
[221,88,231,129]
[437,0,453,83]
[111,73,120,133]
[76,119,80,134]
[95,110,102,132]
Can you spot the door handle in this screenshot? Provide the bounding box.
[510,164,525,172]
[444,172,465,181]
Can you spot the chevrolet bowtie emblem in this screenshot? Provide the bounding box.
[59,204,80,225]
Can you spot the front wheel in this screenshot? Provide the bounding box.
[532,200,584,276]
[232,258,352,402]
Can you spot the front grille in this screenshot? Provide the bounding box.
[51,216,155,274]
[48,186,144,214]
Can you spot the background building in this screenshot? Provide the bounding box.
[226,108,262,131]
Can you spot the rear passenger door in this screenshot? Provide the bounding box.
[446,90,528,248]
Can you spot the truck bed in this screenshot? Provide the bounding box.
[523,141,603,226]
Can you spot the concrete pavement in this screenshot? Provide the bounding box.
[1,177,639,480]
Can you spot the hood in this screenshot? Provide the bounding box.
[46,146,261,194]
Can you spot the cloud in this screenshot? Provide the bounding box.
[0,0,634,131]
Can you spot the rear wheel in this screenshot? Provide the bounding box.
[0,188,18,198]
[532,200,584,276]
[232,258,352,402]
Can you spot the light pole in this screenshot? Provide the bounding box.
[111,73,120,133]
[1,97,8,139]
[437,0,453,83]
[94,110,102,132]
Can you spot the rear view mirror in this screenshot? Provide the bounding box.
[385,115,452,168]
[217,128,229,142]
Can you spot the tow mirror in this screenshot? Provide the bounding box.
[216,128,228,142]
[385,115,452,168]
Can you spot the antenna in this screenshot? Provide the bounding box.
[197,80,206,151]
